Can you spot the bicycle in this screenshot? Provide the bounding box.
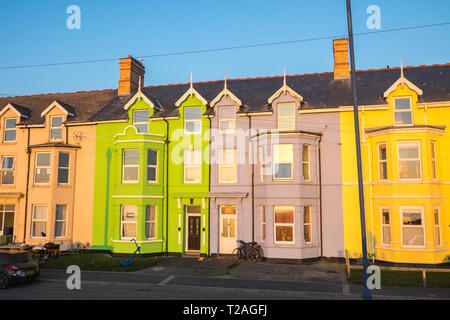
[232,240,264,263]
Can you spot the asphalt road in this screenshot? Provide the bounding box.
[0,269,448,300]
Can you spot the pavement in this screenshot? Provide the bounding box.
[0,256,449,300]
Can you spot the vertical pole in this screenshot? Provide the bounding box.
[345,0,372,300]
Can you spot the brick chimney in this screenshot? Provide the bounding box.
[118,55,145,95]
[333,38,350,80]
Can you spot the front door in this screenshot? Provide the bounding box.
[0,204,15,237]
[220,206,237,254]
[186,206,201,252]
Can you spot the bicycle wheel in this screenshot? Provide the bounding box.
[256,247,264,262]
[231,248,242,263]
[247,247,258,262]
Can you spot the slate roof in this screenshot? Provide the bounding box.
[0,63,449,124]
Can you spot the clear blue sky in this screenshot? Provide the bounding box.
[0,0,449,96]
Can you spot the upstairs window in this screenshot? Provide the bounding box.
[35,152,51,185]
[431,142,437,180]
[273,144,293,180]
[134,110,149,133]
[147,150,157,183]
[57,152,70,184]
[4,118,17,142]
[398,142,421,180]
[184,149,202,183]
[302,144,310,181]
[218,106,235,133]
[218,149,237,184]
[394,97,412,126]
[123,150,139,183]
[378,144,388,181]
[277,103,296,130]
[184,107,202,134]
[1,156,15,185]
[50,116,63,141]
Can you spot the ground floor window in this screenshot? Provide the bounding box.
[145,205,157,239]
[260,206,266,242]
[303,206,312,243]
[434,208,441,247]
[381,208,391,245]
[274,206,295,243]
[401,208,424,247]
[121,205,138,239]
[54,205,67,238]
[32,205,47,238]
[0,204,15,236]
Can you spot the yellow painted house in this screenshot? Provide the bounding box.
[341,64,450,265]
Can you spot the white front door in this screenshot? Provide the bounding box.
[219,206,237,254]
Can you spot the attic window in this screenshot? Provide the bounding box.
[394,97,412,126]
[134,110,149,133]
[277,103,296,130]
[50,116,63,141]
[4,118,17,142]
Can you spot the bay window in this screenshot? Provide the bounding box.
[145,205,156,239]
[381,208,391,245]
[274,206,294,243]
[398,142,421,180]
[302,144,310,181]
[401,208,424,247]
[57,152,70,184]
[54,205,67,238]
[35,152,51,184]
[303,206,312,243]
[123,150,139,183]
[147,150,157,183]
[121,205,137,239]
[31,205,47,238]
[273,144,293,180]
[378,144,388,181]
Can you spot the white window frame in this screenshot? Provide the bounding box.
[54,204,67,238]
[121,205,138,240]
[34,152,51,185]
[147,149,158,183]
[434,208,441,247]
[273,205,295,244]
[4,118,17,142]
[303,206,312,244]
[302,144,311,181]
[50,116,63,141]
[277,103,296,131]
[260,206,266,242]
[397,141,422,181]
[273,144,293,181]
[0,204,15,236]
[1,156,15,186]
[145,205,157,240]
[122,149,140,184]
[218,106,236,134]
[31,205,47,239]
[400,207,425,248]
[378,143,388,181]
[133,110,149,133]
[431,141,437,181]
[184,107,202,135]
[57,152,70,185]
[393,97,413,126]
[218,148,237,184]
[184,149,202,184]
[381,207,391,246]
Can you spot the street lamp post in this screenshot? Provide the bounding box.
[345,0,373,300]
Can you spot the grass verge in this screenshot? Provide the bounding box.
[39,253,168,272]
[349,269,450,288]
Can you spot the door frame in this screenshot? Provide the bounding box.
[185,205,201,253]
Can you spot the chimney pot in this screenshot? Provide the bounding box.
[118,56,145,95]
[333,38,350,80]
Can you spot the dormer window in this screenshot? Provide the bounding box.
[184,107,202,134]
[219,107,235,133]
[50,116,63,141]
[133,110,149,133]
[394,97,412,126]
[4,118,17,142]
[277,103,296,130]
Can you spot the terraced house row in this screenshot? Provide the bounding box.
[0,39,449,265]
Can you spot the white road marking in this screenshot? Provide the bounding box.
[158,275,175,286]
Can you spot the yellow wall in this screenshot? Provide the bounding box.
[0,105,95,247]
[340,83,450,264]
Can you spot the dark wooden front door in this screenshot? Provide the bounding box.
[187,216,201,251]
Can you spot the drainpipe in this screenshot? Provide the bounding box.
[207,115,212,257]
[23,127,31,243]
[164,118,170,255]
[318,135,323,257]
[248,114,254,242]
